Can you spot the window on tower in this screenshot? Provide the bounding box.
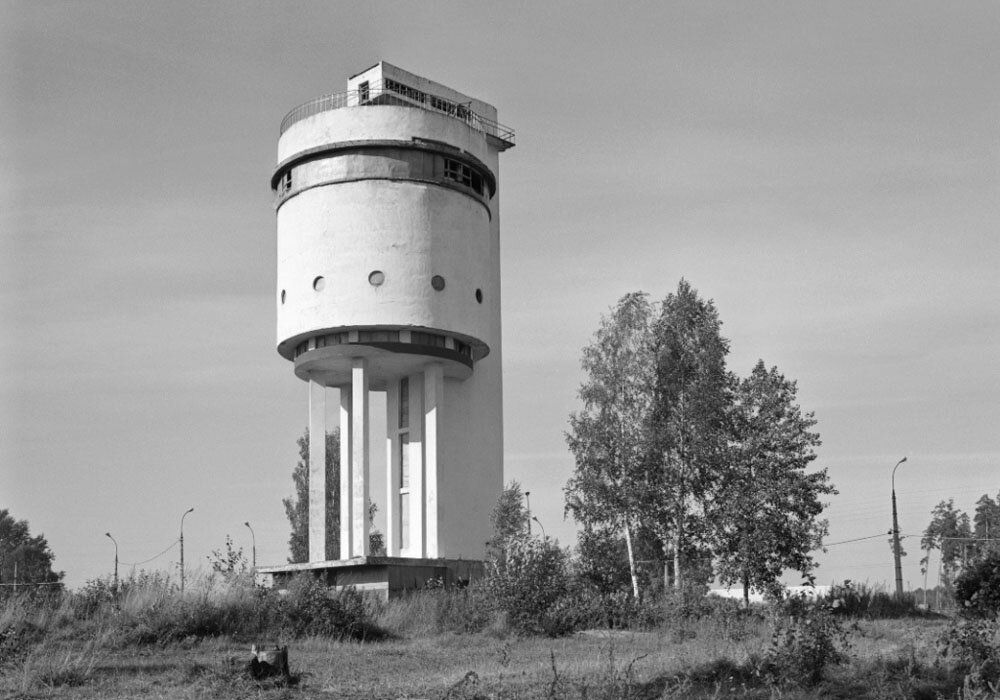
[277,170,292,196]
[442,158,484,195]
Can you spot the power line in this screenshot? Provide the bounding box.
[120,539,178,566]
[823,533,887,547]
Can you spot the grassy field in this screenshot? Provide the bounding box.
[0,577,993,699]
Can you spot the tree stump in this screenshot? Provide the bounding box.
[247,643,290,680]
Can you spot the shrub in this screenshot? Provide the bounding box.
[825,580,924,619]
[278,575,384,640]
[955,553,1000,619]
[938,615,1000,695]
[485,536,573,636]
[761,592,851,687]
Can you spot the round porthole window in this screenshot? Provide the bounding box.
[313,276,325,292]
[368,270,385,286]
[431,275,446,291]
[280,290,286,304]
[475,288,483,304]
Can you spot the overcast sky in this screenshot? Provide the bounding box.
[3,1,998,590]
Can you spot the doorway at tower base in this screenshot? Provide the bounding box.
[257,557,483,600]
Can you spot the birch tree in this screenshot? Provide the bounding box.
[565,292,656,599]
[645,280,730,590]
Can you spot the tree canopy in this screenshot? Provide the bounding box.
[710,361,835,604]
[565,292,656,597]
[283,428,340,563]
[0,509,64,587]
[565,281,836,601]
[644,280,731,590]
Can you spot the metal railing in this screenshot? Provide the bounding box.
[279,81,515,146]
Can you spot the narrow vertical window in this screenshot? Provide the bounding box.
[400,433,410,490]
[358,81,369,103]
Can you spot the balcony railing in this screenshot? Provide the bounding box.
[279,80,515,148]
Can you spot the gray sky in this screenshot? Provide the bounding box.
[3,1,998,589]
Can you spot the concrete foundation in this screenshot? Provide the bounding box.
[258,557,483,599]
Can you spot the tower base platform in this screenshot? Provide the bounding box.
[257,557,483,599]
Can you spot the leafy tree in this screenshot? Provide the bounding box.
[921,499,973,588]
[489,480,530,552]
[574,525,633,596]
[711,361,835,605]
[973,492,1000,557]
[645,280,730,590]
[953,550,1000,618]
[565,292,656,598]
[283,428,340,563]
[207,535,248,578]
[0,509,64,587]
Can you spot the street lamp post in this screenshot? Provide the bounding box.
[532,516,546,539]
[244,521,256,571]
[524,491,531,536]
[105,532,118,594]
[891,457,908,598]
[180,507,194,594]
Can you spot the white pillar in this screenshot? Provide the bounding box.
[351,357,370,556]
[385,380,400,556]
[308,376,327,563]
[409,373,425,558]
[339,386,353,559]
[423,363,443,559]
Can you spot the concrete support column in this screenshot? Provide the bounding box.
[423,363,443,559]
[351,357,370,557]
[409,373,425,558]
[308,376,327,563]
[339,386,353,559]
[385,381,400,556]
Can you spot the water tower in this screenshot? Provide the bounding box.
[261,62,514,592]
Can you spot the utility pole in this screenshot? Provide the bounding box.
[244,521,256,571]
[891,456,907,598]
[105,532,119,594]
[180,507,194,593]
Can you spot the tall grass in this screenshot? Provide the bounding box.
[1,571,994,698]
[827,581,935,619]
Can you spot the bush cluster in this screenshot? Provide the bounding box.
[824,580,925,619]
[954,552,1000,619]
[938,615,1000,695]
[68,572,386,646]
[759,591,852,687]
[485,536,572,636]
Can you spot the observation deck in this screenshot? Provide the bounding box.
[279,79,515,151]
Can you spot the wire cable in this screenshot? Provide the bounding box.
[823,533,889,547]
[120,539,178,566]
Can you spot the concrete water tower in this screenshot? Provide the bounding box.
[262,62,514,591]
